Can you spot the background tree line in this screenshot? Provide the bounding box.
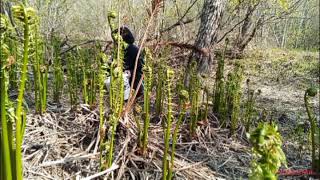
[1,0,318,70]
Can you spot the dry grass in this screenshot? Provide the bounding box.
[23,99,252,179]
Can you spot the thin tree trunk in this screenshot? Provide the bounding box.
[232,3,260,56]
[237,17,263,52]
[281,19,288,48]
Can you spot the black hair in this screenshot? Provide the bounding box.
[113,26,135,44]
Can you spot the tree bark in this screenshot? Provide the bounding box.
[231,3,260,57]
[190,0,226,74]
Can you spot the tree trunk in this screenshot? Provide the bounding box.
[189,0,226,74]
[231,3,261,57]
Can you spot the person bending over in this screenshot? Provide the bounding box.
[112,26,144,98]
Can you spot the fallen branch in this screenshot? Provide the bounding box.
[39,153,99,167]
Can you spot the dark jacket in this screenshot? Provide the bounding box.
[124,44,144,91]
[115,26,144,91]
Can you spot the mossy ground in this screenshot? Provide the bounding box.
[240,48,319,174]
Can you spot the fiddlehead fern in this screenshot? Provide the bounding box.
[12,4,37,179]
[163,69,174,180]
[101,10,127,168]
[142,48,153,155]
[155,59,165,117]
[229,62,243,135]
[0,14,13,180]
[31,17,47,114]
[244,79,261,131]
[168,90,189,180]
[189,61,200,137]
[98,52,109,169]
[213,39,228,115]
[304,87,319,171]
[248,123,286,180]
[52,37,63,103]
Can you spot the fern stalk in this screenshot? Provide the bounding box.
[163,69,174,180]
[142,49,153,155]
[52,37,63,103]
[105,10,125,168]
[98,52,108,169]
[304,87,318,170]
[168,90,189,180]
[0,14,13,180]
[189,61,200,136]
[13,4,34,179]
[229,63,243,135]
[155,62,164,116]
[213,41,228,114]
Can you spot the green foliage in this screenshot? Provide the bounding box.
[98,52,108,169]
[227,62,243,135]
[278,0,288,10]
[248,122,286,180]
[87,46,99,106]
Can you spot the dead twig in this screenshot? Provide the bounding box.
[82,164,119,180]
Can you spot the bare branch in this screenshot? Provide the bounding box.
[160,0,199,33]
[216,1,260,43]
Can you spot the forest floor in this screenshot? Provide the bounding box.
[240,49,320,179]
[22,49,319,179]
